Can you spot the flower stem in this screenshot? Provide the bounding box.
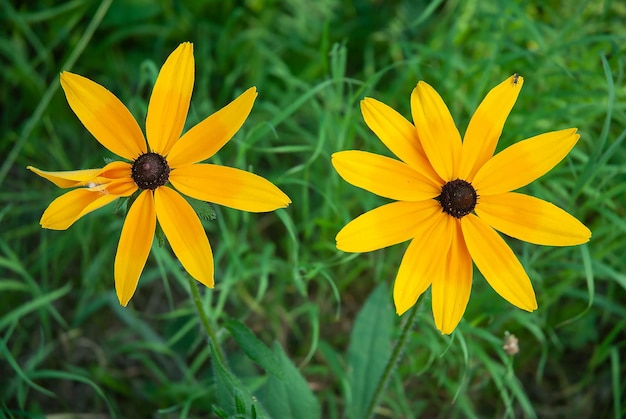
[187,276,226,365]
[364,302,421,419]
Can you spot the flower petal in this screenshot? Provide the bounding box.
[360,97,441,186]
[28,166,104,188]
[394,211,452,315]
[154,187,214,288]
[114,190,156,306]
[431,221,473,334]
[472,128,579,196]
[60,72,146,160]
[332,150,441,201]
[410,81,462,181]
[167,87,258,168]
[336,200,441,253]
[40,189,119,230]
[461,214,537,311]
[146,42,194,155]
[170,164,290,212]
[476,192,591,246]
[459,74,523,181]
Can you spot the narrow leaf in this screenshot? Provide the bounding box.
[346,283,394,419]
[225,319,284,378]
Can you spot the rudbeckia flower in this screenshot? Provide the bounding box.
[333,74,591,334]
[29,42,291,306]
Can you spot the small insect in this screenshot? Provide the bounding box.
[512,73,520,86]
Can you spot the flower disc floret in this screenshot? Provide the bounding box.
[132,152,170,190]
[439,179,477,218]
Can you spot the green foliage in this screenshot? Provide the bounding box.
[2,0,625,417]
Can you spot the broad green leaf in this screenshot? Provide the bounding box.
[262,342,321,419]
[346,282,394,419]
[210,341,267,418]
[225,319,284,378]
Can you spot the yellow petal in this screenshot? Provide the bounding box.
[146,42,194,155]
[461,214,537,311]
[410,81,462,181]
[60,72,147,160]
[28,166,104,188]
[332,150,441,201]
[394,211,452,315]
[114,190,156,306]
[167,87,258,168]
[40,189,119,230]
[170,164,290,212]
[473,128,579,196]
[476,192,591,246]
[431,221,473,334]
[360,97,441,185]
[154,187,214,288]
[336,200,441,252]
[459,74,523,181]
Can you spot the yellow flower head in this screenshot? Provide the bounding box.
[29,42,291,306]
[333,74,591,334]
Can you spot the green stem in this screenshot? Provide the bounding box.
[187,276,226,365]
[364,302,421,419]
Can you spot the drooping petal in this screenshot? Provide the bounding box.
[332,150,441,201]
[394,211,453,315]
[28,166,104,188]
[154,187,214,288]
[97,177,138,197]
[60,72,146,160]
[459,74,523,181]
[472,128,579,196]
[360,97,441,185]
[167,87,258,168]
[40,189,119,230]
[170,164,290,212]
[431,221,473,334]
[410,81,462,181]
[114,190,156,306]
[336,200,441,252]
[476,192,591,246]
[461,214,537,311]
[146,42,195,155]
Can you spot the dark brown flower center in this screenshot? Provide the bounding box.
[439,179,478,218]
[131,152,170,190]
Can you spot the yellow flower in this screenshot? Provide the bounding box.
[28,42,291,306]
[333,74,591,334]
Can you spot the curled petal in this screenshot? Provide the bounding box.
[476,192,591,246]
[360,97,441,185]
[473,128,579,196]
[170,164,290,212]
[60,72,146,160]
[394,211,453,315]
[28,166,104,188]
[410,81,462,181]
[431,221,473,334]
[115,190,156,306]
[167,87,258,168]
[146,42,194,155]
[40,189,119,230]
[461,214,537,311]
[336,200,441,253]
[332,150,441,201]
[155,187,214,288]
[459,74,523,181]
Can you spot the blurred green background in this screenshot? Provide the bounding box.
[1,0,625,417]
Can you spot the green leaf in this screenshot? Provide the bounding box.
[225,319,284,378]
[210,341,267,418]
[346,282,394,419]
[262,342,321,419]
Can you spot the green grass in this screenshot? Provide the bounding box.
[2,0,625,417]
